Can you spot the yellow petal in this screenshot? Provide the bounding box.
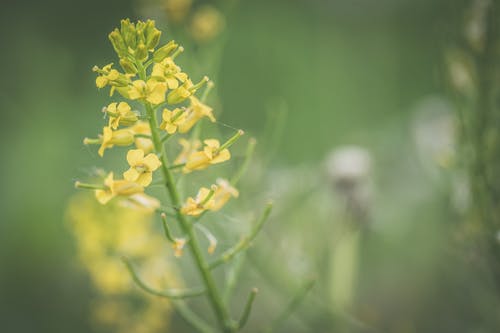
[123,167,140,182]
[127,149,144,166]
[143,153,161,170]
[95,189,114,204]
[211,149,230,164]
[136,172,153,187]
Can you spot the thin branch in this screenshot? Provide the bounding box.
[264,279,316,333]
[209,202,273,270]
[230,137,257,186]
[122,257,206,299]
[238,288,258,330]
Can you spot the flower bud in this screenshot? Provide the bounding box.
[119,58,138,74]
[153,40,178,62]
[121,19,137,50]
[110,129,135,146]
[108,29,127,58]
[135,43,148,62]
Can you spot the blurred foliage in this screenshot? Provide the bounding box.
[1,0,500,332]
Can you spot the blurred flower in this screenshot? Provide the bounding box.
[189,5,225,43]
[164,0,193,24]
[172,238,186,257]
[326,146,372,223]
[173,138,201,165]
[67,193,178,333]
[95,172,144,204]
[212,178,239,211]
[181,186,216,215]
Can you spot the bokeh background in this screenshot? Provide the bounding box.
[1,0,499,332]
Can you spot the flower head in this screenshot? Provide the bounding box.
[95,172,144,204]
[151,57,188,89]
[93,64,132,96]
[212,178,239,211]
[178,96,216,133]
[128,79,167,105]
[159,108,187,134]
[180,186,216,216]
[123,149,161,186]
[173,139,201,165]
[106,102,138,129]
[183,139,230,173]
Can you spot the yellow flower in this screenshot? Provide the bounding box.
[131,121,154,153]
[172,238,186,257]
[106,102,138,129]
[180,187,216,216]
[128,79,167,105]
[212,178,239,211]
[95,172,144,204]
[97,126,135,157]
[178,96,216,133]
[123,149,161,186]
[189,5,225,43]
[159,108,187,134]
[93,64,131,95]
[167,79,193,104]
[173,138,201,165]
[183,139,230,173]
[151,57,188,89]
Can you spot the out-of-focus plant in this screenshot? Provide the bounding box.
[72,19,301,333]
[446,0,500,287]
[67,193,176,333]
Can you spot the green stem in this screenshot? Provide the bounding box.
[123,257,206,299]
[143,100,234,332]
[238,288,258,329]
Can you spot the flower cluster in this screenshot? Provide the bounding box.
[74,19,270,333]
[76,18,243,252]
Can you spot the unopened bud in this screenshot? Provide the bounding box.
[135,43,148,62]
[119,58,138,74]
[153,40,178,62]
[108,29,127,57]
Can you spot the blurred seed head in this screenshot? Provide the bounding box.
[326,146,372,223]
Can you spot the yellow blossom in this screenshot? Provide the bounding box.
[212,178,239,211]
[180,187,216,216]
[183,139,230,173]
[93,126,135,157]
[159,108,187,134]
[106,102,138,129]
[95,172,144,204]
[189,5,225,43]
[173,138,201,165]
[131,121,154,153]
[128,79,167,105]
[172,238,186,257]
[93,64,132,97]
[151,57,188,89]
[123,149,161,186]
[178,96,216,133]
